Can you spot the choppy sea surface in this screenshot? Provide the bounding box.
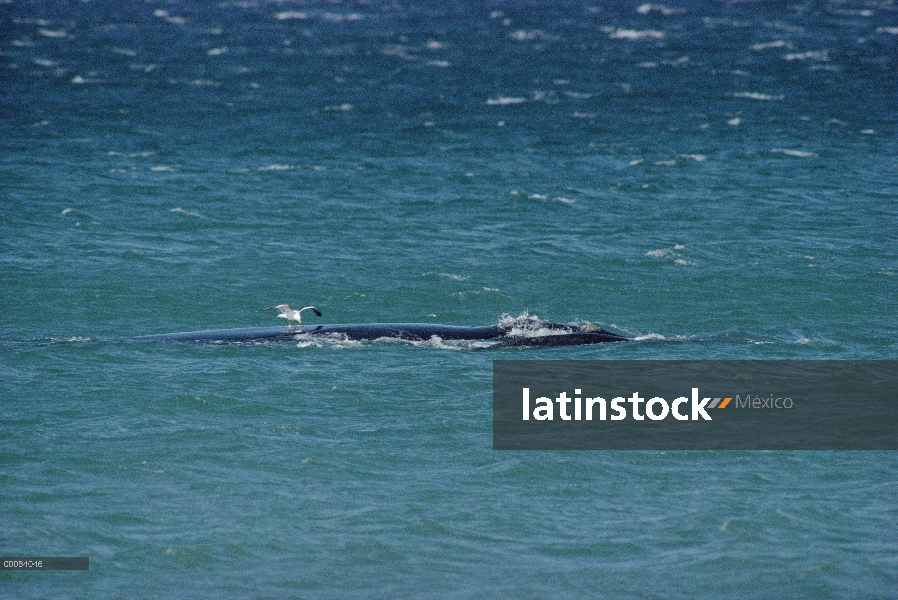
[2,0,897,597]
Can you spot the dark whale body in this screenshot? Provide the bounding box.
[130,323,630,347]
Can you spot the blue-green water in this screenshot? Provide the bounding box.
[2,0,897,597]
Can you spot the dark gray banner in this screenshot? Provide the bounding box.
[1,557,89,570]
[493,361,898,450]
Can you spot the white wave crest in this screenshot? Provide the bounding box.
[486,97,527,105]
[170,207,200,217]
[633,333,667,341]
[733,92,783,101]
[607,28,664,40]
[293,333,363,349]
[636,4,678,16]
[275,12,308,20]
[290,333,498,351]
[771,148,817,157]
[498,312,573,338]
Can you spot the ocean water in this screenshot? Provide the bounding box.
[2,0,897,597]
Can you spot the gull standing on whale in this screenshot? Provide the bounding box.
[264,304,322,328]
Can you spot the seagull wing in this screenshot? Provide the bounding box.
[300,306,322,317]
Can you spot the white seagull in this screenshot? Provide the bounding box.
[264,304,322,328]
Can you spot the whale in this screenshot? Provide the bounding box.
[129,322,630,347]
